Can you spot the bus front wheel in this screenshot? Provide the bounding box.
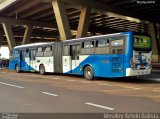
[84,66,94,80]
[16,65,20,73]
[39,65,45,75]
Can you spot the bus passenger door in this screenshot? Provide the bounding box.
[71,45,80,73]
[20,50,26,70]
[110,38,124,77]
[29,49,36,70]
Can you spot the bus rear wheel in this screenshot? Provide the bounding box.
[39,65,45,75]
[16,65,20,73]
[84,66,94,80]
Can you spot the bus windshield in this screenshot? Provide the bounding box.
[133,35,151,51]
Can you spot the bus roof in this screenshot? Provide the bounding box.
[14,42,54,49]
[64,33,122,43]
[13,32,132,49]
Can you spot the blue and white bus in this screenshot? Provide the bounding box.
[9,31,152,80]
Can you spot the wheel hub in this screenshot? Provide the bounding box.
[87,71,91,77]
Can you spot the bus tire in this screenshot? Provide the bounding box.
[15,65,20,73]
[39,65,45,75]
[84,66,94,80]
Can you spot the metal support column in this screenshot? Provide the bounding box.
[52,0,71,41]
[22,25,33,44]
[2,23,16,50]
[148,22,158,62]
[76,7,91,38]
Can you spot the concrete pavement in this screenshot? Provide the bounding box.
[0,70,160,114]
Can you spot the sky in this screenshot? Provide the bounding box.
[0,46,9,59]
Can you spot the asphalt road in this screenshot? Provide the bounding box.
[0,69,160,118]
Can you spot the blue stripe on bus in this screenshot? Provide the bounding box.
[64,54,128,78]
[9,59,35,71]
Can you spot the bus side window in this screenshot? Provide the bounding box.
[84,41,94,48]
[44,46,53,57]
[36,47,43,57]
[81,41,94,54]
[111,36,124,54]
[97,39,106,47]
[95,39,109,54]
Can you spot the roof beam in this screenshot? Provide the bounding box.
[93,21,142,28]
[105,24,140,31]
[67,9,81,15]
[90,17,118,23]
[0,16,57,29]
[41,9,80,22]
[90,14,106,20]
[68,15,79,20]
[32,11,54,20]
[0,27,58,39]
[90,17,122,24]
[2,23,16,50]
[91,19,146,27]
[94,10,143,23]
[7,0,40,17]
[76,7,91,38]
[22,25,33,45]
[2,37,55,45]
[88,26,120,34]
[10,32,56,39]
[32,9,80,21]
[105,25,138,32]
[52,0,72,40]
[59,0,154,23]
[59,0,127,14]
[21,4,52,18]
[0,0,17,12]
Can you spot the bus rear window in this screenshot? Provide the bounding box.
[133,35,151,50]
